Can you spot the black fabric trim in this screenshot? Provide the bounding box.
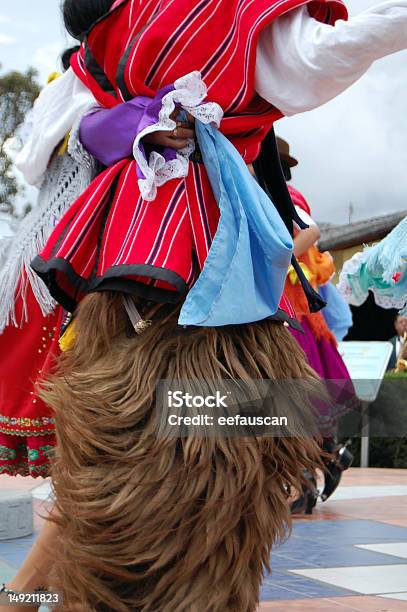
[290,258,326,314]
[31,255,188,312]
[31,256,87,313]
[92,278,183,304]
[32,255,301,329]
[253,127,326,314]
[253,127,305,235]
[90,263,188,296]
[83,41,117,98]
[116,39,139,101]
[268,308,303,332]
[81,0,131,98]
[116,21,154,101]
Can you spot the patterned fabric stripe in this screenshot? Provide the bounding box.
[200,0,246,80]
[185,257,196,288]
[91,174,123,282]
[159,0,225,88]
[205,0,264,94]
[184,178,201,269]
[117,0,163,99]
[115,181,188,270]
[66,204,108,280]
[100,162,134,272]
[0,432,55,478]
[186,164,219,269]
[146,183,186,265]
[126,0,179,95]
[231,0,347,110]
[61,164,126,260]
[160,208,189,269]
[65,188,111,264]
[192,165,213,254]
[280,294,296,319]
[227,0,293,111]
[81,246,99,279]
[125,0,161,55]
[125,0,169,52]
[112,195,144,266]
[193,164,211,261]
[116,198,148,265]
[144,0,209,86]
[0,414,56,433]
[75,51,88,80]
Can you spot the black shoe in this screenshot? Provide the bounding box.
[321,446,353,502]
[290,470,319,515]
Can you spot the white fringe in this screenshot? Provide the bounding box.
[0,140,96,334]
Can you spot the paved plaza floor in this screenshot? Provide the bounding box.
[1,468,406,611]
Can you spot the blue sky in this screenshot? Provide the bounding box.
[0,0,406,225]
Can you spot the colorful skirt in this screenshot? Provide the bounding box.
[0,286,61,477]
[285,279,357,434]
[32,160,219,312]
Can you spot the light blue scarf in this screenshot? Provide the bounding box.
[178,121,293,327]
[319,282,353,341]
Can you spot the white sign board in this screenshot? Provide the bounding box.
[337,341,393,403]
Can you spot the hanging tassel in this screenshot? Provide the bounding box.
[122,295,152,334]
[291,257,326,313]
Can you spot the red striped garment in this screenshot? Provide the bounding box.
[32,0,347,318]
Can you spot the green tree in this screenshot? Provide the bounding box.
[0,66,40,217]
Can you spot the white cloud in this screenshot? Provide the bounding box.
[0,14,10,24]
[278,45,407,225]
[33,42,65,82]
[0,33,16,45]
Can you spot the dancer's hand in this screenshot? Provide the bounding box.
[143,110,195,150]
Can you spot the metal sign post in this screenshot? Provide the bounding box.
[337,341,393,468]
[360,400,370,468]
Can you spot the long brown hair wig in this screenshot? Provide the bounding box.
[42,292,322,611]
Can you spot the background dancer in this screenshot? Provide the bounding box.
[0,49,96,479]
[270,137,356,512]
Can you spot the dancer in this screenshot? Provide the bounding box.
[278,150,353,343]
[338,214,407,316]
[0,49,96,478]
[275,138,350,397]
[268,137,356,510]
[4,0,407,609]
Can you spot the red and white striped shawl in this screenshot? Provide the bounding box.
[72,0,347,161]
